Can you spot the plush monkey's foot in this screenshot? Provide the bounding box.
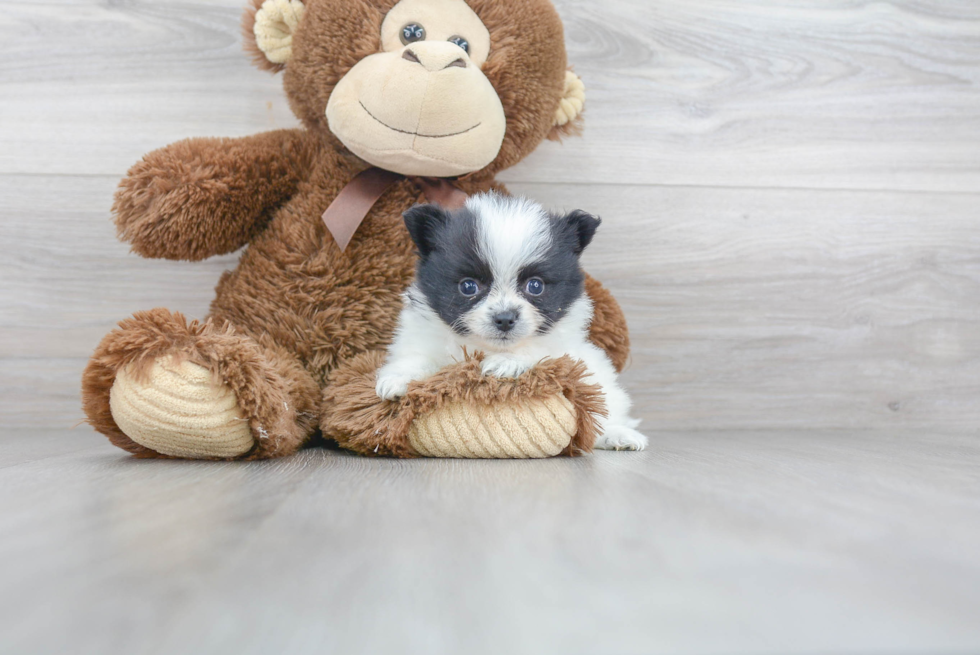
[109,356,254,459]
[322,351,608,459]
[83,308,320,460]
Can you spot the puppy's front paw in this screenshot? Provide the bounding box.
[375,373,412,401]
[481,355,533,379]
[594,425,648,451]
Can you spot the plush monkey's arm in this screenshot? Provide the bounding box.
[113,129,313,261]
[584,274,631,373]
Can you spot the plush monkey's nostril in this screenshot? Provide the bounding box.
[402,48,468,71]
[493,311,518,333]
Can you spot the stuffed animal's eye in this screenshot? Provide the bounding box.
[448,36,469,54]
[525,278,545,296]
[400,23,426,45]
[459,278,481,297]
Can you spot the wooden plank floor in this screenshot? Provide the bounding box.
[1,0,979,652]
[1,428,979,655]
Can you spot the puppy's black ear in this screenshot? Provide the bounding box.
[403,204,449,258]
[564,210,601,254]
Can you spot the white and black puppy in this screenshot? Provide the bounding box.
[376,193,647,451]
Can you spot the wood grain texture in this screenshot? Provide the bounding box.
[1,428,978,654]
[504,0,980,191]
[3,173,978,433]
[2,1,979,190]
[510,182,980,434]
[1,2,979,650]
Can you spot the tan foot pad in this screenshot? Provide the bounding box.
[109,356,254,459]
[408,394,576,459]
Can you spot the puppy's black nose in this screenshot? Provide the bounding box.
[493,311,518,333]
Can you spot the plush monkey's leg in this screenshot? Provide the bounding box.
[321,351,605,459]
[584,274,631,374]
[82,309,320,460]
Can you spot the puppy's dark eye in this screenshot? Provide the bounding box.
[400,23,426,45]
[525,278,545,296]
[459,278,481,297]
[448,36,469,53]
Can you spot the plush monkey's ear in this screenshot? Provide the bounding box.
[548,70,586,141]
[404,204,450,259]
[564,209,601,254]
[243,0,306,73]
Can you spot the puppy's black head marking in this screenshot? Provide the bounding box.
[515,210,600,333]
[406,204,493,335]
[563,209,601,254]
[404,198,602,340]
[403,204,450,259]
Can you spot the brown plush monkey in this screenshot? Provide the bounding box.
[81,0,630,459]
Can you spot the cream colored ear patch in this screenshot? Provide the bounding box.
[254,0,306,65]
[555,70,586,127]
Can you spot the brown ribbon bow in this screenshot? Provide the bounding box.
[321,167,469,251]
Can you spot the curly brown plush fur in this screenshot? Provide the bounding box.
[82,0,630,459]
[82,309,321,459]
[113,130,316,261]
[321,351,605,458]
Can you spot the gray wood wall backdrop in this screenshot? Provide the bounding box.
[1,0,978,434]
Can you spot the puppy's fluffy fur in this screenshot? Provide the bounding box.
[377,193,647,451]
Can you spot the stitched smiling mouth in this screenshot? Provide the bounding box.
[359,101,481,139]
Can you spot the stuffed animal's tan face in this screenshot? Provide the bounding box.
[245,0,584,178]
[325,0,507,176]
